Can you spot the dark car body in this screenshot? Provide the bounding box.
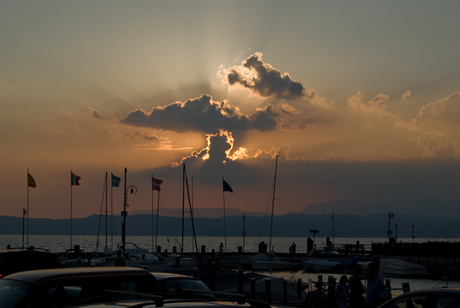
[0,267,162,308]
[378,288,460,308]
[0,249,62,278]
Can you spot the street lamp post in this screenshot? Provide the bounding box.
[395,224,398,241]
[387,212,394,242]
[121,168,137,256]
[412,225,415,243]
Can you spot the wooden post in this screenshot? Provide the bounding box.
[238,268,244,294]
[265,278,272,304]
[297,278,302,299]
[283,279,288,304]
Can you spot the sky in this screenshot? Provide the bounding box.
[1,1,460,220]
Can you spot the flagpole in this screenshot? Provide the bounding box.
[152,174,155,253]
[22,208,26,250]
[182,164,185,254]
[111,173,114,251]
[105,172,108,250]
[155,189,160,253]
[27,167,29,249]
[222,176,227,254]
[70,170,73,249]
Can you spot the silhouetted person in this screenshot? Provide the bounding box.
[114,250,125,267]
[349,266,365,308]
[365,262,387,308]
[336,275,349,308]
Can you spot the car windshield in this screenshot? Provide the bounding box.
[160,278,214,298]
[0,279,33,308]
[161,278,209,292]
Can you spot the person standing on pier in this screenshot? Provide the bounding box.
[114,250,125,267]
[336,275,350,308]
[218,242,223,256]
[349,266,365,308]
[365,262,387,308]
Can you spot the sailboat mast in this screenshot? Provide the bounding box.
[268,155,279,259]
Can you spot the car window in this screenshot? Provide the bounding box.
[436,296,460,308]
[160,278,214,299]
[161,279,208,293]
[0,279,33,308]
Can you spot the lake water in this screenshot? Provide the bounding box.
[2,234,460,292]
[2,234,450,254]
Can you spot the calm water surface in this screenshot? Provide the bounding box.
[3,234,455,254]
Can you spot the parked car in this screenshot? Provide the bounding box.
[69,296,273,308]
[153,272,215,298]
[0,267,162,308]
[378,288,460,308]
[0,248,61,278]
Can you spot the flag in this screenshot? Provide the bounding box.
[223,180,233,193]
[27,173,36,188]
[112,174,121,187]
[152,177,163,191]
[71,173,81,186]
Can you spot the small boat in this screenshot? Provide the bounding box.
[302,259,339,273]
[166,253,198,268]
[251,253,300,271]
[60,246,106,267]
[117,242,158,263]
[379,258,428,277]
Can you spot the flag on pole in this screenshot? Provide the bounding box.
[223,180,233,193]
[112,174,121,187]
[152,177,163,191]
[27,173,36,188]
[71,173,81,186]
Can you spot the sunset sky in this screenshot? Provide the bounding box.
[2,1,460,220]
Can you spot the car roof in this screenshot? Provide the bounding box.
[393,288,460,297]
[152,272,196,280]
[72,299,267,308]
[379,288,460,308]
[3,267,154,284]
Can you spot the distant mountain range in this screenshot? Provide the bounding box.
[1,197,458,238]
[298,197,460,217]
[131,208,269,218]
[131,197,460,218]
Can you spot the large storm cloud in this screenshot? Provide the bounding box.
[121,94,279,134]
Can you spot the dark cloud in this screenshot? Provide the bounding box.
[121,94,278,134]
[89,107,102,118]
[225,52,315,100]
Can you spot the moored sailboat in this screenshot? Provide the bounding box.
[250,155,299,271]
